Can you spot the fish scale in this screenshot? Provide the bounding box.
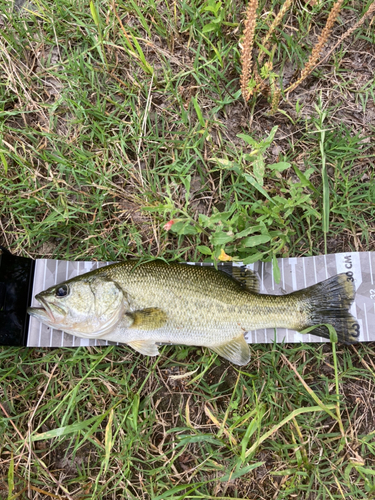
[28,260,358,365]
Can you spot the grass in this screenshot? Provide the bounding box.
[2,344,375,498]
[1,0,375,497]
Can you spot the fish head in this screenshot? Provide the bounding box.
[28,276,126,337]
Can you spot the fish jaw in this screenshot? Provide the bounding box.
[27,306,54,325]
[27,295,68,329]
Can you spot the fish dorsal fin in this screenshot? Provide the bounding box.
[231,266,259,293]
[210,334,251,366]
[127,340,160,356]
[126,307,167,330]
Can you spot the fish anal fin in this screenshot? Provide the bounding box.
[211,334,250,366]
[126,307,167,330]
[127,340,160,356]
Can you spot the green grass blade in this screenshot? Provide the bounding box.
[245,405,335,459]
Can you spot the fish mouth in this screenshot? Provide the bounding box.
[28,296,64,323]
[37,296,56,322]
[27,305,53,323]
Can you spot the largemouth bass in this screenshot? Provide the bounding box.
[27,261,358,365]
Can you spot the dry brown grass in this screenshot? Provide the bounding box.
[285,0,345,94]
[240,0,259,101]
[241,0,375,105]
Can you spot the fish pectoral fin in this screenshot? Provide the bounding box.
[125,307,167,330]
[211,335,250,366]
[127,340,160,356]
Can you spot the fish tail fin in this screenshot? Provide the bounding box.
[296,273,360,343]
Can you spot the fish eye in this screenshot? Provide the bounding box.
[55,284,69,298]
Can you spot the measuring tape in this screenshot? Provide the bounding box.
[1,246,372,347]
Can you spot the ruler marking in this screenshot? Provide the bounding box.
[323,254,328,279]
[364,302,369,341]
[313,256,317,284]
[289,258,297,291]
[369,253,373,285]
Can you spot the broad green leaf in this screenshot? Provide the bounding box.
[237,133,258,147]
[243,174,275,204]
[170,221,197,235]
[211,231,234,246]
[209,210,234,223]
[181,223,198,235]
[203,0,222,15]
[264,125,278,145]
[242,234,271,247]
[202,22,218,33]
[210,157,233,168]
[241,252,265,265]
[236,225,263,239]
[253,156,265,185]
[198,213,211,226]
[268,162,291,172]
[197,245,212,255]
